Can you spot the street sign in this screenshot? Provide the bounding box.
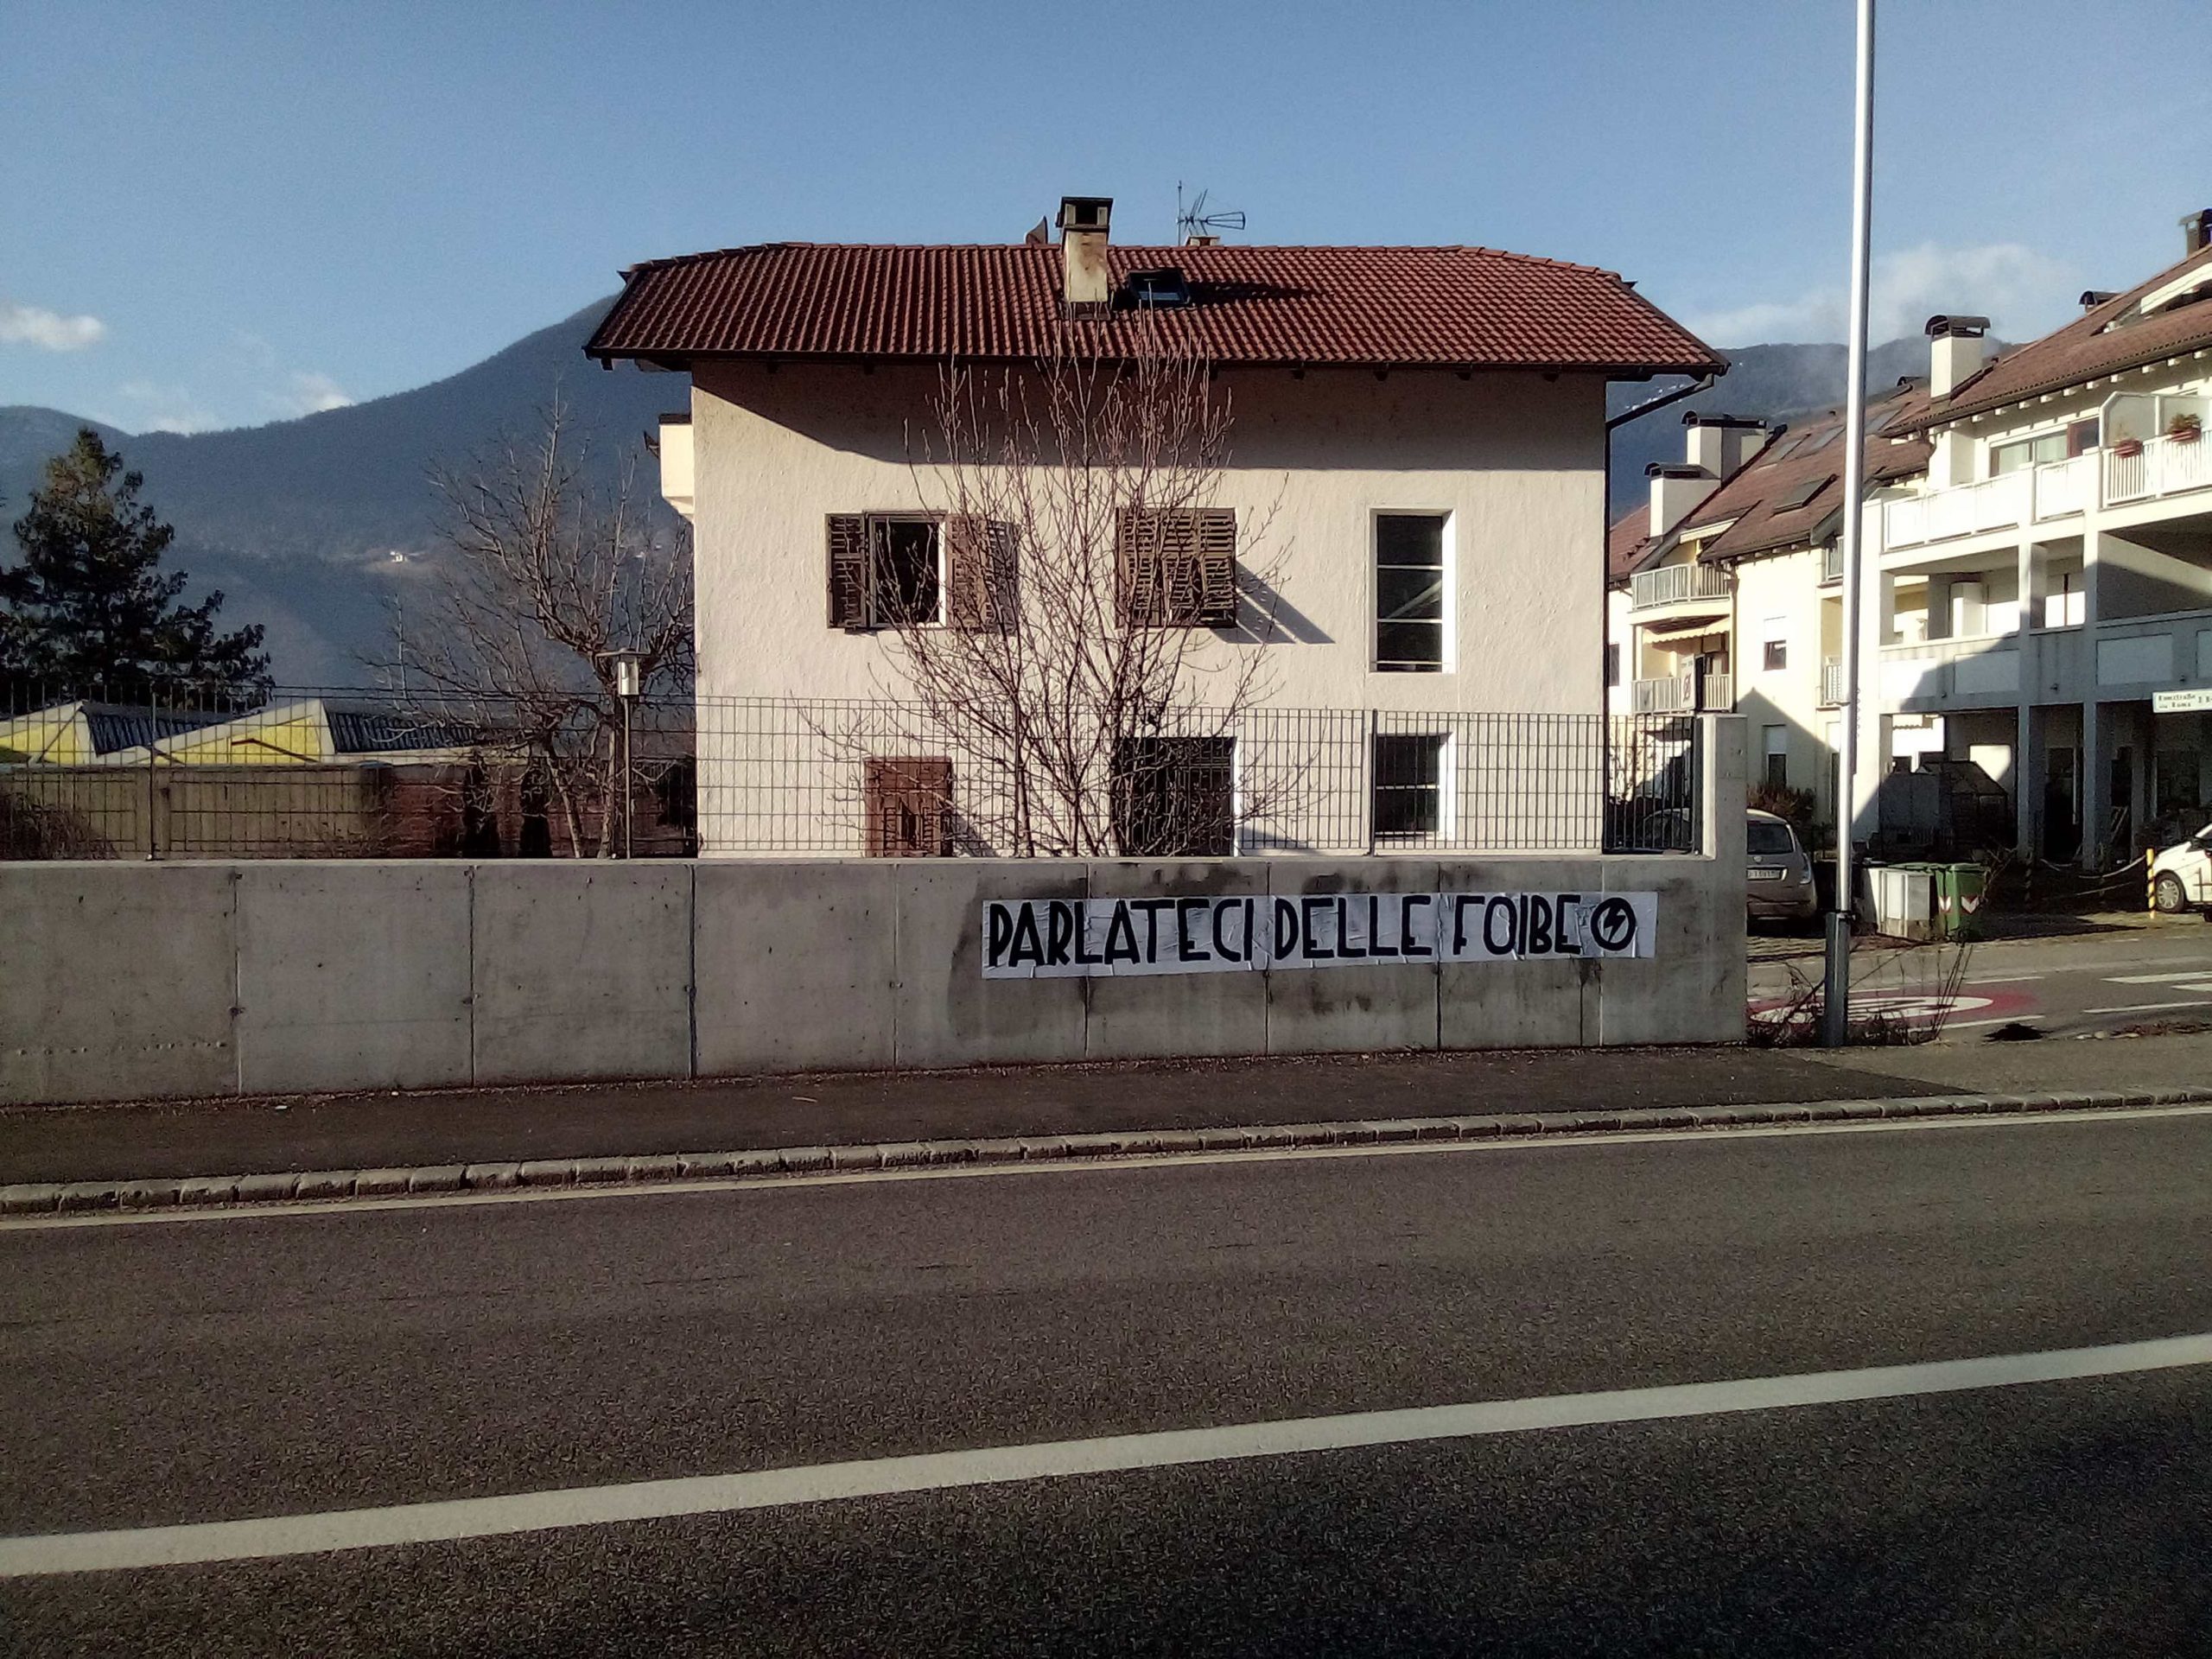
[2152,688,2212,713]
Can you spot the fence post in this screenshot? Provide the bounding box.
[144,691,159,861]
[1363,707,1377,855]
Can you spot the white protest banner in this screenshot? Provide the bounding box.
[982,891,1656,978]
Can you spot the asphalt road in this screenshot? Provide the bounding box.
[4,1109,2212,1655]
[1751,912,2212,1039]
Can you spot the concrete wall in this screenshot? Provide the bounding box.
[0,722,1744,1104]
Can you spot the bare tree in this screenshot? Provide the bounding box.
[823,323,1294,857]
[389,404,692,857]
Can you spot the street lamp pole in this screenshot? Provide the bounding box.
[1824,0,1878,1046]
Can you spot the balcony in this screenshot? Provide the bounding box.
[1632,671,1732,714]
[2107,432,2212,506]
[1628,562,1732,614]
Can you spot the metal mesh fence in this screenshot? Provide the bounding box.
[1,681,1701,860]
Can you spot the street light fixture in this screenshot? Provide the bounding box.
[598,649,645,858]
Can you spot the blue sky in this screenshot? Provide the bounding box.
[3,0,2202,434]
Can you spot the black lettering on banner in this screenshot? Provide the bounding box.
[1554,894,1580,956]
[1133,898,1174,963]
[1366,895,1397,957]
[1587,895,1639,954]
[1300,897,1333,959]
[1046,901,1075,967]
[1452,895,1481,957]
[1009,906,1046,968]
[1213,898,1246,965]
[1484,894,1518,957]
[1525,893,1554,957]
[1274,899,1298,962]
[1074,902,1105,965]
[1336,896,1365,959]
[1401,894,1433,957]
[986,904,1014,969]
[1104,901,1141,965]
[1176,899,1210,963]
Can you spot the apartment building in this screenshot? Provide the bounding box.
[1864,213,2212,865]
[588,196,1720,855]
[1607,392,1931,830]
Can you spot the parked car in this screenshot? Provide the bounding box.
[1747,809,1819,926]
[2149,824,2212,915]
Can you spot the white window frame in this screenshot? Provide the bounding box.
[1370,509,1454,675]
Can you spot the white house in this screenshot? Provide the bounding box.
[1861,213,2212,865]
[588,196,1719,855]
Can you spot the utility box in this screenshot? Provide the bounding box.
[1935,862,1988,941]
[1869,863,1938,941]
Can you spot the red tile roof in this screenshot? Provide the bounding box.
[1607,505,1656,582]
[1688,383,1934,563]
[585,243,1722,375]
[1896,245,2212,429]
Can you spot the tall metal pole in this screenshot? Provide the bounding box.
[1823,0,1877,1046]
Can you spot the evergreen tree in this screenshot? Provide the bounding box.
[2,429,268,691]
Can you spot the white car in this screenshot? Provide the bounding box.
[2149,825,2212,914]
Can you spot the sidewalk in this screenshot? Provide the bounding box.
[7,1033,2211,1189]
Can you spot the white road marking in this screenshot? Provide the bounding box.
[1959,973,2048,985]
[9,1105,2212,1235]
[1933,1014,2045,1032]
[2107,970,2212,985]
[2081,999,2212,1016]
[4,1331,2207,1578]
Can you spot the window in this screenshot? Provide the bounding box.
[827,514,1012,631]
[1605,643,1621,688]
[1762,619,1788,674]
[863,757,952,857]
[1375,513,1446,671]
[1776,474,1834,512]
[1110,737,1235,856]
[1373,733,1446,839]
[1763,725,1789,790]
[1991,428,2077,476]
[1116,507,1237,628]
[2042,571,2086,628]
[1124,267,1192,308]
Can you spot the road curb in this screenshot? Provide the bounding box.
[4,1087,2209,1217]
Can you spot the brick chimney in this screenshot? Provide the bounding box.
[2183,207,2212,257]
[1926,315,1992,399]
[1058,196,1113,313]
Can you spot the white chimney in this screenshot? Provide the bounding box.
[1927,314,1992,399]
[1648,464,1713,538]
[1682,412,1765,479]
[1058,195,1113,311]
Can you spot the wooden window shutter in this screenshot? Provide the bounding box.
[827,514,871,630]
[863,756,953,856]
[1194,508,1237,626]
[1117,507,1236,627]
[944,516,1014,631]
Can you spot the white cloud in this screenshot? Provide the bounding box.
[0,299,107,352]
[111,381,219,435]
[270,371,355,417]
[1683,242,2078,346]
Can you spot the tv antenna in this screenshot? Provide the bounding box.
[1176,182,1245,245]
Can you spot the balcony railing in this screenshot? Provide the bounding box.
[1820,658,1847,706]
[2107,432,2212,505]
[1885,438,2209,553]
[1631,671,1732,715]
[1628,563,1732,613]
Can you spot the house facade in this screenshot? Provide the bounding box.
[1607,206,2212,869]
[589,197,1720,856]
[1865,215,2212,864]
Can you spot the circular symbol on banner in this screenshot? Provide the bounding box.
[1587,897,1638,952]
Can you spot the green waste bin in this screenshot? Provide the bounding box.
[1935,862,1988,941]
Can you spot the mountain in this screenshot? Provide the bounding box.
[1606,337,1946,511]
[4,315,1957,683]
[1,297,680,683]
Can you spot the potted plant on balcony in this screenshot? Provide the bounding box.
[2113,434,2145,459]
[2170,411,2202,445]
